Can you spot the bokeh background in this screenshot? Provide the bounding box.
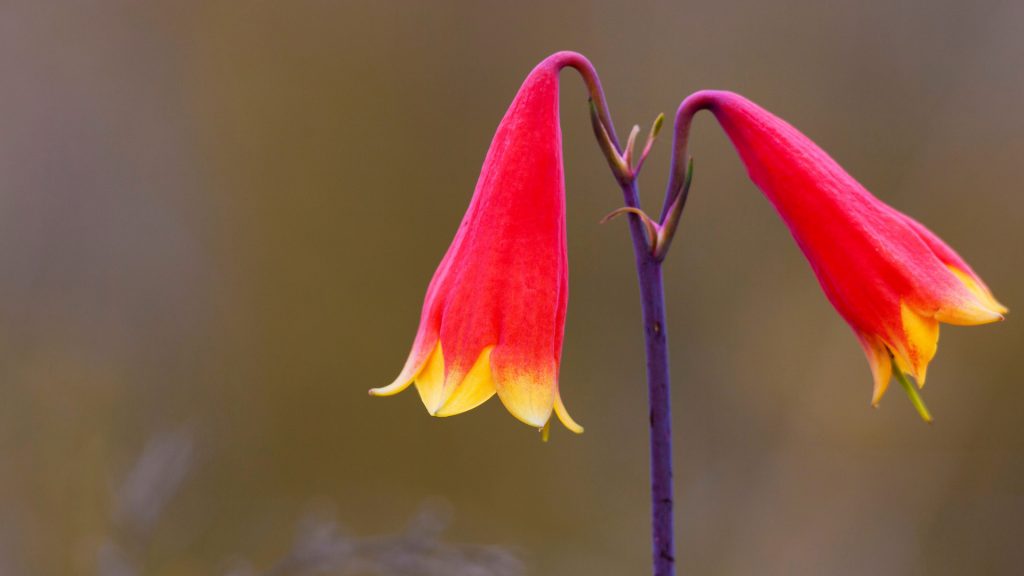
[2,1,1022,574]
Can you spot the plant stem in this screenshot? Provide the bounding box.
[633,246,675,576]
[551,51,677,576]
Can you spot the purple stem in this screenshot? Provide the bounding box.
[630,243,675,576]
[550,51,676,576]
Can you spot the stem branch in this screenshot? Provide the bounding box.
[551,51,676,576]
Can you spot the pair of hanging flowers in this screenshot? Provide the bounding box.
[370,51,1005,433]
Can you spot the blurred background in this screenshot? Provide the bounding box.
[1,1,1022,574]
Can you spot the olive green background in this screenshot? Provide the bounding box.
[2,1,1022,574]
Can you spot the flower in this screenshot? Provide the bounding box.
[676,90,1007,409]
[370,55,583,435]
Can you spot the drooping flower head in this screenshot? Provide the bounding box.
[675,90,1006,407]
[370,54,583,435]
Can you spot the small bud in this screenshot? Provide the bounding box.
[623,125,641,171]
[634,113,665,178]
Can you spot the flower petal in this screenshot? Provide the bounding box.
[370,339,435,397]
[937,265,1008,323]
[491,348,556,429]
[434,347,497,417]
[894,302,939,387]
[368,373,416,398]
[554,392,583,434]
[413,342,447,414]
[858,334,893,406]
[899,215,1007,321]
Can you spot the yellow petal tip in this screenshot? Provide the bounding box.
[870,371,890,407]
[493,368,556,430]
[413,343,448,415]
[898,302,939,384]
[369,378,413,397]
[554,393,584,434]
[944,266,1009,323]
[859,335,893,408]
[433,347,497,417]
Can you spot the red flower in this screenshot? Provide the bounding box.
[678,91,1007,408]
[370,56,582,435]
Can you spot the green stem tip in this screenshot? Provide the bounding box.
[892,364,934,424]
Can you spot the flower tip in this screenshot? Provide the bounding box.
[554,394,583,434]
[368,378,413,398]
[494,381,555,430]
[652,112,665,137]
[870,372,890,407]
[937,302,1007,326]
[505,406,553,430]
[942,266,1009,324]
[431,347,498,418]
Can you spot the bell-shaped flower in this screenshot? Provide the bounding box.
[370,56,582,435]
[677,90,1006,408]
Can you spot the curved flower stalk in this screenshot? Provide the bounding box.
[370,54,588,436]
[668,90,1007,417]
